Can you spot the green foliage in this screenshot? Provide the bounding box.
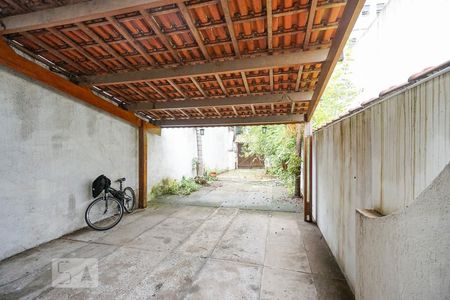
[150,177,200,200]
[241,125,300,194]
[312,47,360,129]
[178,177,201,195]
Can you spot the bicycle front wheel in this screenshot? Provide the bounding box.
[85,196,123,231]
[123,187,136,213]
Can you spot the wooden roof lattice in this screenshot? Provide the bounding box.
[0,0,364,127]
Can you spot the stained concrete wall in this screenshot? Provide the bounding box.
[202,127,236,172]
[147,128,198,189]
[351,0,450,105]
[356,163,450,300]
[147,127,236,190]
[313,69,450,291]
[0,67,138,261]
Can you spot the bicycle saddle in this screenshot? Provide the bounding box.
[116,177,126,183]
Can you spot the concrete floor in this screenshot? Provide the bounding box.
[155,169,302,212]
[0,203,353,299]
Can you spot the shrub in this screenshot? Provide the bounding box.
[150,177,200,200]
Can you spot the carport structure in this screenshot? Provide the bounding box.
[0,0,362,126]
[0,0,364,212]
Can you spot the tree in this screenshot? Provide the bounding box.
[241,125,301,194]
[312,47,360,129]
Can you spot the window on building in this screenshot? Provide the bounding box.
[361,4,370,16]
[376,3,385,14]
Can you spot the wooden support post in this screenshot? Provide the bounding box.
[138,121,148,208]
[294,123,304,198]
[303,122,313,222]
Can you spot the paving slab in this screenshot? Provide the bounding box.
[265,212,311,273]
[63,203,179,244]
[212,210,269,265]
[0,203,353,299]
[176,208,239,257]
[184,259,262,300]
[260,267,317,300]
[124,216,205,252]
[39,248,167,300]
[121,254,207,299]
[302,226,345,280]
[154,169,301,212]
[1,242,117,300]
[0,239,87,286]
[313,274,354,300]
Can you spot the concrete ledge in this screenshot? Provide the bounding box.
[355,209,384,219]
[356,163,450,300]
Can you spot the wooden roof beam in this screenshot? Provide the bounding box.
[83,49,329,85]
[303,0,318,50]
[76,22,136,70]
[266,0,273,52]
[156,114,305,128]
[126,91,312,111]
[0,0,185,35]
[220,0,241,57]
[178,2,211,61]
[138,10,183,64]
[105,16,156,66]
[21,32,89,74]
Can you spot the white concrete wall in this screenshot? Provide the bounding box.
[0,67,138,261]
[147,128,198,189]
[351,0,450,106]
[202,127,236,172]
[313,69,450,291]
[356,163,450,300]
[147,127,236,190]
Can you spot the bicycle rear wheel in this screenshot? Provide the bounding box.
[85,196,123,231]
[123,187,136,213]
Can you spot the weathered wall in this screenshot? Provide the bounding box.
[147,128,198,189]
[0,67,138,261]
[147,127,236,189]
[313,69,450,290]
[351,0,450,104]
[202,127,236,172]
[356,163,450,300]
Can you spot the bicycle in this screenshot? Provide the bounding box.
[85,175,136,231]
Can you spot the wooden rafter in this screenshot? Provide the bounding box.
[241,72,251,95]
[266,0,273,52]
[105,16,155,66]
[127,91,312,110]
[177,2,211,60]
[156,114,305,127]
[303,0,318,50]
[0,0,186,35]
[215,74,228,96]
[167,79,187,98]
[46,28,109,73]
[269,69,274,92]
[295,65,304,91]
[190,76,208,97]
[138,9,183,64]
[220,0,241,57]
[76,22,135,70]
[84,49,329,85]
[21,32,88,74]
